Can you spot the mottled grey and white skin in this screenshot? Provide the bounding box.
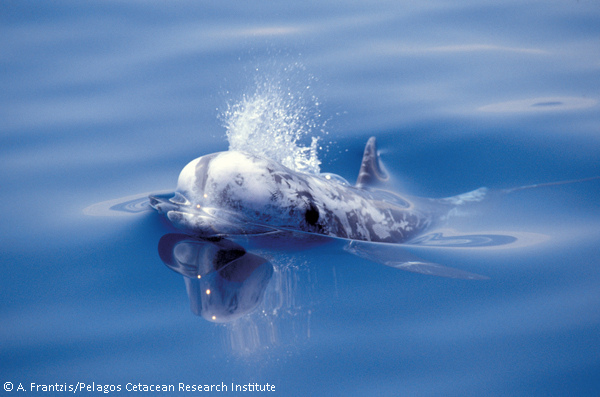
[150,137,485,243]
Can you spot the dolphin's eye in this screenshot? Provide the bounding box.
[305,203,320,226]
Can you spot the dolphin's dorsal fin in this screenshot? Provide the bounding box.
[356,137,389,188]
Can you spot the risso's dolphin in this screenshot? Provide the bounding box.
[149,137,485,244]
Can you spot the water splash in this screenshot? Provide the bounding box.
[221,66,325,174]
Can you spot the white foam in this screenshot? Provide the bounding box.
[221,68,324,174]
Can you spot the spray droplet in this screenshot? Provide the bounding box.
[221,67,327,174]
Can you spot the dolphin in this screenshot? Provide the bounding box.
[149,137,485,244]
[146,137,505,279]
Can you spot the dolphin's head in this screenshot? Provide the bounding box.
[151,151,323,237]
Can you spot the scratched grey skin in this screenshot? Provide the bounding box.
[150,138,486,240]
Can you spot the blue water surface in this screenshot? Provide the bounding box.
[2,1,600,396]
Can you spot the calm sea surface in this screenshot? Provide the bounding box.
[2,1,600,396]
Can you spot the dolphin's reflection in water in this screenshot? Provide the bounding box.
[159,228,542,320]
[158,233,313,354]
[159,234,274,323]
[157,227,549,353]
